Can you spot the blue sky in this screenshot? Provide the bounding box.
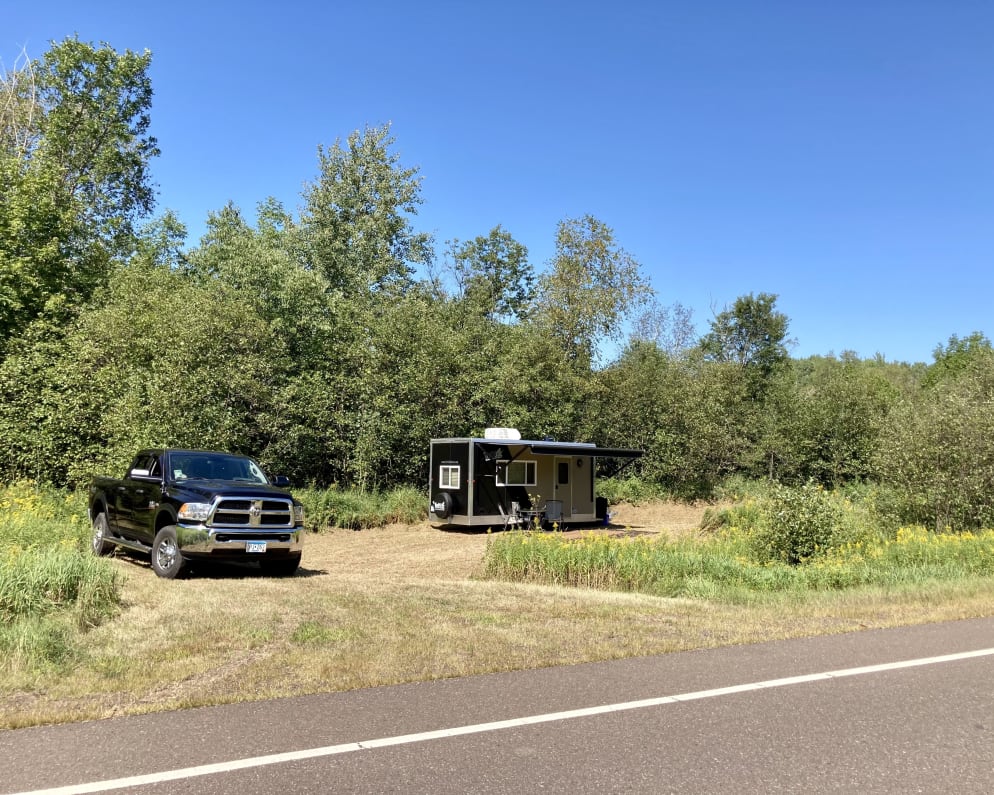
[6,1,992,363]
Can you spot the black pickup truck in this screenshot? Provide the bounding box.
[88,449,304,579]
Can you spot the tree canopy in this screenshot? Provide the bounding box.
[0,37,158,344]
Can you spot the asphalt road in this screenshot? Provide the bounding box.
[3,617,993,794]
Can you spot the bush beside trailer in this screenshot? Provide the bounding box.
[428,428,642,528]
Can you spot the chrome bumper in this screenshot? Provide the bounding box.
[175,524,305,555]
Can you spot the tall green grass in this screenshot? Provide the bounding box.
[0,482,121,671]
[0,546,120,623]
[295,485,426,531]
[482,482,994,603]
[482,527,994,603]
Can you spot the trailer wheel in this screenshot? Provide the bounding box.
[431,492,454,520]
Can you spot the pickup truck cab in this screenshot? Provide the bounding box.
[88,449,304,579]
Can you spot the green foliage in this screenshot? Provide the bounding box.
[296,485,426,531]
[923,332,993,389]
[753,481,845,564]
[875,359,994,530]
[597,476,670,505]
[0,262,288,484]
[699,292,791,378]
[537,215,652,366]
[591,345,754,498]
[301,123,431,295]
[482,510,994,601]
[0,37,158,343]
[448,225,535,321]
[0,481,121,670]
[789,354,899,485]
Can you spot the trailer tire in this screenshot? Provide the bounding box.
[431,492,454,520]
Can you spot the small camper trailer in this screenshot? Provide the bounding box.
[428,428,642,528]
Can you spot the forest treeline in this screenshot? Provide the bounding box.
[3,38,994,531]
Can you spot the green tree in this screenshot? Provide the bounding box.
[923,332,993,389]
[0,260,286,485]
[791,354,898,486]
[183,199,375,484]
[300,124,432,295]
[537,215,651,366]
[875,346,994,530]
[700,292,791,377]
[448,225,534,321]
[0,37,158,342]
[186,200,336,363]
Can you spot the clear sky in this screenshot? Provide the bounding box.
[6,1,992,364]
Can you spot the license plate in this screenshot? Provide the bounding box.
[246,541,267,553]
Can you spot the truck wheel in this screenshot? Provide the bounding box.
[91,512,114,556]
[259,556,301,577]
[151,526,186,579]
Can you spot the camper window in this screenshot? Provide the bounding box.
[497,460,536,486]
[439,464,461,489]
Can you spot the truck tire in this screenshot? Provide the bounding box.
[151,526,186,579]
[91,512,114,556]
[259,555,301,577]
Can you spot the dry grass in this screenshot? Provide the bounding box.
[3,503,994,729]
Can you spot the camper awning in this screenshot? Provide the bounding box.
[527,444,642,458]
[479,441,643,459]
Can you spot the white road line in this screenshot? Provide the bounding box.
[12,647,994,795]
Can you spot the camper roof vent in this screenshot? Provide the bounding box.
[484,427,521,440]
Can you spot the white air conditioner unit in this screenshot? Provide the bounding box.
[484,427,521,440]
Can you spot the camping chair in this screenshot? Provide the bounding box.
[503,501,522,530]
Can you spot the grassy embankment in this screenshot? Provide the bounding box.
[2,479,994,729]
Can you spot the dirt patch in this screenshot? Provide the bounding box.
[302,501,713,581]
[592,502,713,539]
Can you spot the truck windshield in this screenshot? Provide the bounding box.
[168,453,270,484]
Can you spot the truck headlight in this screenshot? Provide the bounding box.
[293,504,305,525]
[178,502,212,522]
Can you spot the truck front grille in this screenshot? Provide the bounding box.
[210,498,295,528]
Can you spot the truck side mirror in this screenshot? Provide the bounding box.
[271,475,291,488]
[128,468,160,483]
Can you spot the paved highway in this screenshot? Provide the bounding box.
[3,617,993,794]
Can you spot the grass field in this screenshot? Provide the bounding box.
[3,500,994,729]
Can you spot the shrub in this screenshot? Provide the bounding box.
[874,366,994,531]
[753,481,843,564]
[699,497,765,535]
